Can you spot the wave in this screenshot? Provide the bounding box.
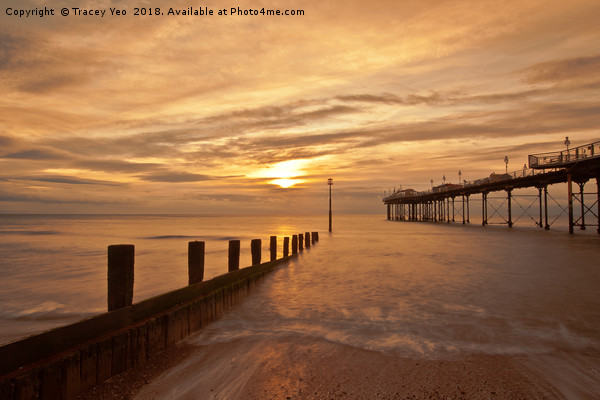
[143,235,240,241]
[0,230,60,236]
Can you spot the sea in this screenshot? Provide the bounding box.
[1,214,599,362]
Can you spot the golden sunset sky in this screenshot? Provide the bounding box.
[1,0,599,214]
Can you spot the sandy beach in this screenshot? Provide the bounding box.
[77,334,600,400]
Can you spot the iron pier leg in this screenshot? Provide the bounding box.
[452,197,455,222]
[507,189,513,228]
[597,173,600,234]
[387,204,391,220]
[482,193,487,226]
[544,185,550,230]
[579,182,586,230]
[434,201,437,222]
[568,172,574,234]
[466,194,470,223]
[447,198,450,223]
[538,187,543,228]
[462,195,465,224]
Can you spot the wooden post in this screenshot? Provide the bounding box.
[299,233,304,250]
[305,232,310,248]
[188,241,205,285]
[107,244,134,312]
[270,236,277,261]
[251,239,261,265]
[311,232,318,243]
[292,235,298,254]
[283,237,290,257]
[229,240,240,271]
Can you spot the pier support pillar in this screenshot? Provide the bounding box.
[507,189,513,228]
[107,244,134,312]
[482,192,488,226]
[188,241,205,285]
[452,197,455,222]
[251,239,261,265]
[568,172,574,234]
[466,194,470,223]
[537,187,543,228]
[544,185,550,230]
[597,173,600,234]
[228,240,240,271]
[578,182,586,230]
[462,195,465,224]
[387,204,391,220]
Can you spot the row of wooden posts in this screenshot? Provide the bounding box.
[107,232,319,312]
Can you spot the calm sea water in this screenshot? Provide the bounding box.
[1,214,599,359]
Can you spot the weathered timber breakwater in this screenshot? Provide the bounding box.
[0,231,319,399]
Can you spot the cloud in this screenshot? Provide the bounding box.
[138,172,220,183]
[14,175,124,186]
[520,54,600,84]
[2,149,69,160]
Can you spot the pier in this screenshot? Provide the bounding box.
[383,140,600,234]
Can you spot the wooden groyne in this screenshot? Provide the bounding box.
[383,140,600,234]
[0,232,320,399]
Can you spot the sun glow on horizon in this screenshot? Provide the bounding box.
[249,159,310,188]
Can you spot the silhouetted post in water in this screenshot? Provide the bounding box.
[229,240,240,271]
[188,241,205,285]
[270,236,277,261]
[299,233,304,250]
[328,178,333,232]
[292,235,298,254]
[311,231,318,243]
[283,237,290,257]
[251,239,261,265]
[107,244,134,312]
[305,232,310,248]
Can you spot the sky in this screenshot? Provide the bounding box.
[1,0,599,214]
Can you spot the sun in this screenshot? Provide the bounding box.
[250,159,308,188]
[270,178,298,188]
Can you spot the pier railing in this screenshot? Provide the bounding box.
[529,140,600,169]
[383,168,538,201]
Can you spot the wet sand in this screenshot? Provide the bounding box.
[78,335,600,399]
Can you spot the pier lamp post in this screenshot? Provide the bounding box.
[458,170,462,185]
[443,175,446,185]
[328,178,333,232]
[504,156,509,173]
[430,179,433,189]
